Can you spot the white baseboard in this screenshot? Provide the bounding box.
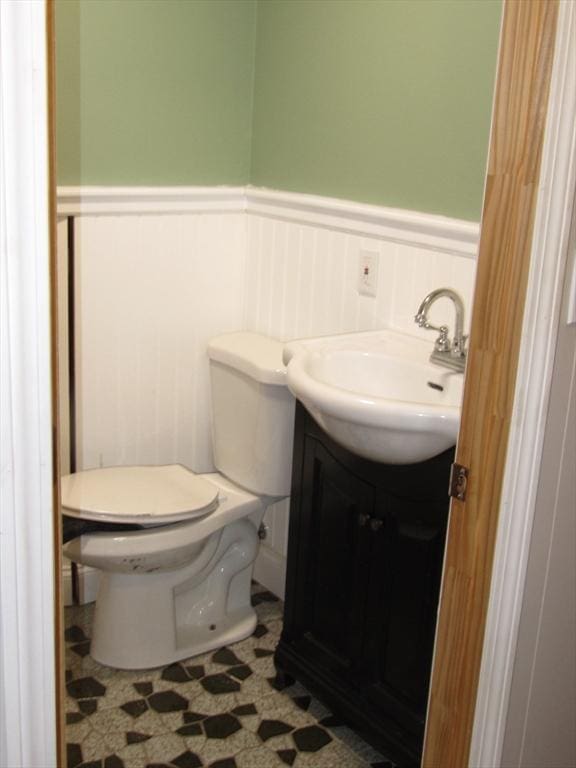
[253,544,287,601]
[62,558,100,606]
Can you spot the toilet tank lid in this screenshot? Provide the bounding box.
[208,332,287,386]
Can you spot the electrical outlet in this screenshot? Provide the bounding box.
[358,249,379,297]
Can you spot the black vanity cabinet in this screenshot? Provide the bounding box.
[275,403,454,766]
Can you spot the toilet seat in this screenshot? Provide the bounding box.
[61,464,219,526]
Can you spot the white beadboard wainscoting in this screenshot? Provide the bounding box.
[57,186,478,602]
[243,189,478,342]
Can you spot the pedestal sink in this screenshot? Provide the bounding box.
[283,329,464,464]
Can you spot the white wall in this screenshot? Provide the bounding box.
[74,212,247,472]
[57,187,478,598]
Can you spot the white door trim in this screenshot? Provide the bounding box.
[0,1,57,765]
[469,2,576,765]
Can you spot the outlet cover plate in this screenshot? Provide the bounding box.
[358,249,379,297]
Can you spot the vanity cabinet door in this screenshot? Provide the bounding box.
[361,494,449,739]
[288,434,375,683]
[277,403,453,765]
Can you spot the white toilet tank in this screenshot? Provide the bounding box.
[207,333,295,497]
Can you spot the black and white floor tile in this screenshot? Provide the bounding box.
[65,585,394,768]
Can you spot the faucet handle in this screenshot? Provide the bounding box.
[451,333,468,357]
[414,311,431,328]
[414,313,451,352]
[415,314,446,333]
[434,326,451,352]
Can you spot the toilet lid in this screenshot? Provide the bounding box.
[61,465,219,525]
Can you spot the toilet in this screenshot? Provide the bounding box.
[61,332,295,670]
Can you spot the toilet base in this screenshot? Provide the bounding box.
[91,605,258,671]
[89,517,261,669]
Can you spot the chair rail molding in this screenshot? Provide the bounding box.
[246,187,479,258]
[57,186,480,259]
[56,185,247,216]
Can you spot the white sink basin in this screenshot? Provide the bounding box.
[284,329,464,465]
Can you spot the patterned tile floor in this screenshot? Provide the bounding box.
[65,585,394,768]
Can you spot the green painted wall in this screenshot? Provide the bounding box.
[56,0,257,186]
[56,0,501,220]
[251,0,501,221]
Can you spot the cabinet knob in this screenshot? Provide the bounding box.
[370,518,384,532]
[358,512,370,527]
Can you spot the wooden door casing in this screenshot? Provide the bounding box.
[422,2,560,766]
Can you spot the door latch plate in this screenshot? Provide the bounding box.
[450,462,469,501]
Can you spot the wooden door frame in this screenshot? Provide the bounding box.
[47,0,67,763]
[423,1,576,766]
[469,3,576,764]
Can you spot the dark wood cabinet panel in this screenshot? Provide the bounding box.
[297,441,373,677]
[275,403,454,766]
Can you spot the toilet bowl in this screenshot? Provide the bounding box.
[63,470,267,669]
[62,332,295,670]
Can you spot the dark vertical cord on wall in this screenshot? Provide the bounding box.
[67,215,77,474]
[67,215,80,604]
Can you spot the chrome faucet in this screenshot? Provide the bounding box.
[414,288,467,372]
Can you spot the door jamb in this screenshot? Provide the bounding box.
[423,2,567,766]
[469,2,576,764]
